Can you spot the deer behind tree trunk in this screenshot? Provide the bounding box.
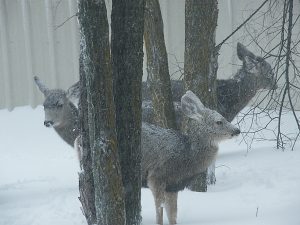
[142,43,277,124]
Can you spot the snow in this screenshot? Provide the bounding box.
[1,106,299,225]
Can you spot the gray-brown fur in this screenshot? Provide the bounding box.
[34,76,79,147]
[34,79,240,224]
[142,91,240,224]
[142,42,277,124]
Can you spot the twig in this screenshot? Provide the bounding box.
[55,13,79,30]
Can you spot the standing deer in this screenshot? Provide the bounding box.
[142,42,277,124]
[34,43,271,223]
[34,81,240,224]
[34,76,79,148]
[141,90,240,225]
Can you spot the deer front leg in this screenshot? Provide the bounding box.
[74,135,82,163]
[148,177,165,225]
[165,191,178,225]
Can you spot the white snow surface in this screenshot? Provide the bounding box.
[1,106,299,225]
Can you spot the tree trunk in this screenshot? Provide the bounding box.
[144,0,177,130]
[78,1,126,225]
[184,0,219,192]
[111,1,145,225]
[78,49,96,225]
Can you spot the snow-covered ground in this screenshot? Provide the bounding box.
[1,106,299,225]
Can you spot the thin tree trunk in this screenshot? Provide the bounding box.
[184,0,219,192]
[78,1,126,225]
[111,1,145,225]
[144,0,177,130]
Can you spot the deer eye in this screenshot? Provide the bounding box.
[216,121,223,125]
[56,103,63,108]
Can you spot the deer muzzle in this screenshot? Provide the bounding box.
[44,120,54,127]
[232,128,240,137]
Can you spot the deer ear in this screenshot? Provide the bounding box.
[244,56,259,73]
[66,81,80,107]
[237,42,256,61]
[34,76,49,96]
[181,90,204,119]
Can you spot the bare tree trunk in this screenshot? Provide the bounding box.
[111,1,145,224]
[184,0,219,192]
[78,51,96,225]
[144,0,177,130]
[78,1,126,225]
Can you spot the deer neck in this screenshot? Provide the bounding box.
[54,102,79,147]
[236,69,259,100]
[185,123,218,173]
[186,120,218,153]
[217,69,259,122]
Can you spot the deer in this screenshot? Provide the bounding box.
[33,76,80,149]
[141,90,240,225]
[142,42,277,125]
[34,74,240,225]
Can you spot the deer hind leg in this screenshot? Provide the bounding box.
[165,191,178,225]
[148,177,165,225]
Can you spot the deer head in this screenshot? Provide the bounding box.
[34,76,76,128]
[181,91,240,142]
[236,42,277,90]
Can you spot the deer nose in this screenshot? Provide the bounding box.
[232,129,240,136]
[44,121,54,127]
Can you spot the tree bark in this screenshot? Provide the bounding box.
[184,0,219,192]
[78,1,126,225]
[78,49,96,225]
[144,0,177,130]
[111,1,145,225]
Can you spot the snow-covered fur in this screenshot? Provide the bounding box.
[34,76,79,147]
[142,42,277,124]
[34,77,240,224]
[141,91,240,225]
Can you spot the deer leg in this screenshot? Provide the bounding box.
[165,191,178,225]
[148,177,165,225]
[74,135,82,163]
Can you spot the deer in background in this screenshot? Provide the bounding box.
[34,76,80,148]
[142,42,277,124]
[141,90,240,225]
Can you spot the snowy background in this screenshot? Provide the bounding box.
[1,106,300,225]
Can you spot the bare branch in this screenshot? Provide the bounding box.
[55,13,78,31]
[216,0,270,51]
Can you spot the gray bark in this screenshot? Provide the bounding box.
[78,49,96,225]
[78,1,126,225]
[184,0,219,192]
[111,1,145,225]
[144,0,177,130]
